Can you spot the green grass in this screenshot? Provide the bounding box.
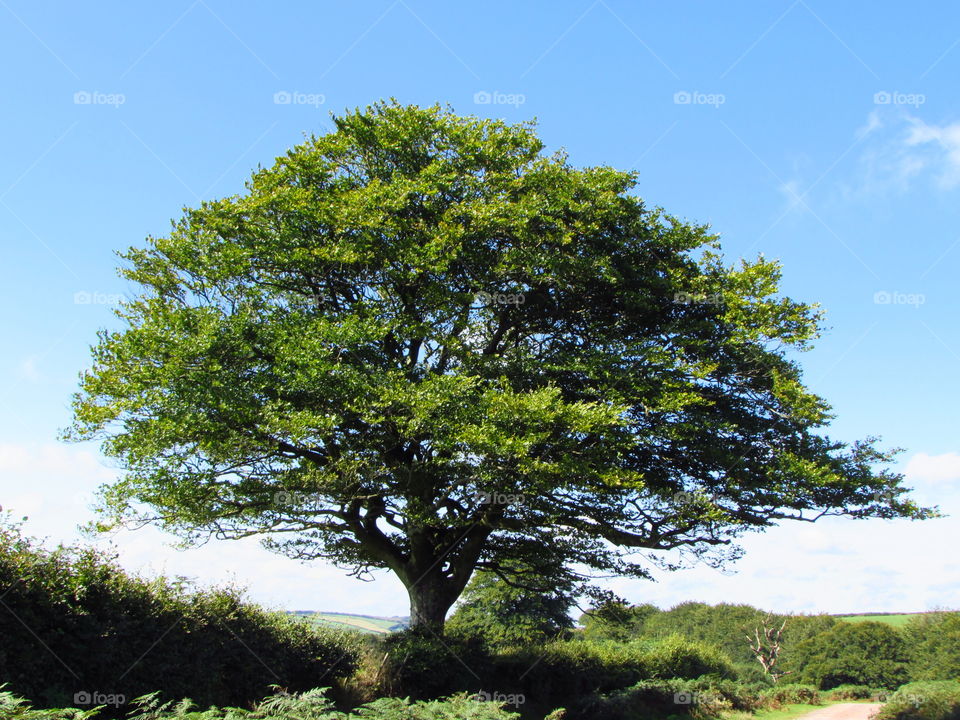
[835,613,917,627]
[744,701,850,720]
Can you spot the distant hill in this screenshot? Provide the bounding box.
[288,611,409,634]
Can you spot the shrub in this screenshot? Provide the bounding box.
[875,681,960,720]
[777,614,840,674]
[903,613,960,682]
[640,634,737,680]
[0,687,523,720]
[732,662,775,686]
[487,635,736,711]
[789,621,910,689]
[576,677,765,720]
[490,639,648,704]
[826,684,880,700]
[0,519,362,711]
[639,602,768,667]
[377,631,493,700]
[760,683,822,706]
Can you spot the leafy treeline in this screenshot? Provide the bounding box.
[579,600,960,689]
[0,517,361,712]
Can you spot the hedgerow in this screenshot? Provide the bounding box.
[0,519,362,711]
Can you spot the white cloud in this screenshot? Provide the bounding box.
[0,442,117,535]
[856,110,882,139]
[904,452,960,483]
[905,118,960,188]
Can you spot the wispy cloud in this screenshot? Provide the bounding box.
[904,117,960,188]
[848,110,960,196]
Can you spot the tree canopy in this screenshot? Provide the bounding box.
[67,100,934,632]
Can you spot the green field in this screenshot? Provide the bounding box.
[290,611,409,634]
[835,613,920,627]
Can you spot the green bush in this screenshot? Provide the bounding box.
[0,519,362,711]
[576,677,765,720]
[761,683,822,706]
[640,634,737,680]
[789,621,910,689]
[826,684,881,700]
[777,614,840,673]
[493,639,648,703]
[355,630,737,711]
[641,602,773,667]
[585,600,839,679]
[489,635,735,710]
[904,613,960,682]
[732,662,775,686]
[378,631,493,700]
[875,681,960,720]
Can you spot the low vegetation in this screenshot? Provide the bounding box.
[876,681,960,720]
[0,687,523,720]
[3,516,958,720]
[0,518,362,712]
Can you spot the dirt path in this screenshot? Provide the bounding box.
[797,703,884,720]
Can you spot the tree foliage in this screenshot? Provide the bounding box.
[446,566,576,645]
[904,612,960,682]
[580,600,662,642]
[67,100,934,631]
[791,621,910,689]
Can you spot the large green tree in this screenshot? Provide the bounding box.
[67,101,934,633]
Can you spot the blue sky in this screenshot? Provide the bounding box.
[1,1,958,616]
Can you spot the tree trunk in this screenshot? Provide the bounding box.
[406,579,455,635]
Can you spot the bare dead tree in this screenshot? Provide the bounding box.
[746,617,793,683]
